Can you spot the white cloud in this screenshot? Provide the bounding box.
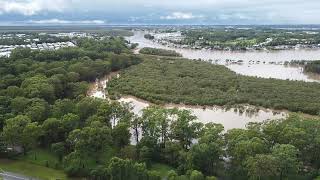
[160,12,204,20]
[0,0,320,24]
[28,19,106,25]
[0,0,70,16]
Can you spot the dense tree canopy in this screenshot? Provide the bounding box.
[139,47,182,57]
[109,56,320,115]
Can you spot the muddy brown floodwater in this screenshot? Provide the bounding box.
[126,31,320,82]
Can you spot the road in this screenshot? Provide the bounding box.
[0,171,36,180]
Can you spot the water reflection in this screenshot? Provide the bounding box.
[127,31,320,82]
[120,97,287,131]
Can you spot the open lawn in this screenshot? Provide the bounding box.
[0,159,68,180]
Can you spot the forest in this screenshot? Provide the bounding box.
[139,47,182,57]
[108,56,320,115]
[1,36,320,180]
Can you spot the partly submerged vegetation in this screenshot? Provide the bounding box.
[139,47,182,57]
[304,60,320,74]
[108,56,320,115]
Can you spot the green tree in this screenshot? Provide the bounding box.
[3,115,42,154]
[167,170,178,180]
[107,157,149,180]
[67,121,112,161]
[199,123,224,145]
[51,99,75,118]
[61,113,80,134]
[190,170,205,180]
[245,154,278,180]
[25,98,49,122]
[42,118,65,146]
[75,97,102,121]
[189,143,223,176]
[170,109,203,149]
[10,96,30,114]
[141,106,170,146]
[162,141,183,167]
[63,151,88,177]
[21,75,55,102]
[271,144,300,179]
[112,122,130,148]
[51,142,66,161]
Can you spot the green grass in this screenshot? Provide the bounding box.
[150,163,175,178]
[0,159,68,180]
[0,147,117,179]
[17,148,61,169]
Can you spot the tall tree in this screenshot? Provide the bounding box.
[3,115,42,154]
[245,154,278,180]
[271,144,300,179]
[170,109,203,149]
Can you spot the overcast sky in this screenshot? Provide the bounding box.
[0,0,319,25]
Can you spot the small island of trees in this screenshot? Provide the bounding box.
[139,47,182,57]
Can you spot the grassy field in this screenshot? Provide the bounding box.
[17,148,61,169]
[0,147,118,180]
[0,159,68,180]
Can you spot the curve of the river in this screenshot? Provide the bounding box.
[126,31,320,82]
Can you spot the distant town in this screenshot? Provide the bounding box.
[144,28,320,51]
[0,32,94,57]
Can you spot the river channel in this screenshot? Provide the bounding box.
[126,31,320,82]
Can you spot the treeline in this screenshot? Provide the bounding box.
[0,33,71,45]
[108,57,320,115]
[139,47,182,57]
[120,107,320,180]
[304,60,320,74]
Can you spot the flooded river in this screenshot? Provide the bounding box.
[84,31,320,140]
[127,31,320,82]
